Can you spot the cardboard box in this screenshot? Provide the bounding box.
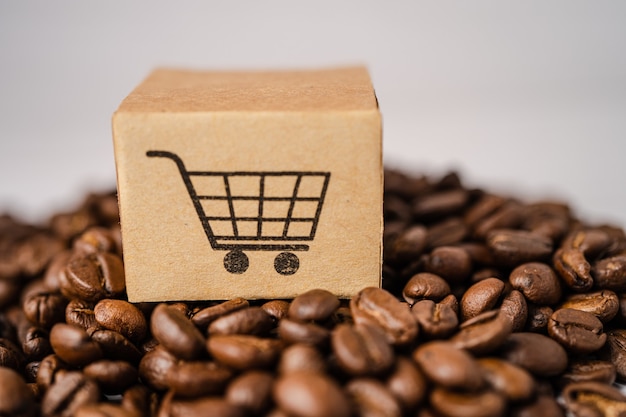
[113,67,382,301]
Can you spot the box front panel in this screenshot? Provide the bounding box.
[114,111,381,301]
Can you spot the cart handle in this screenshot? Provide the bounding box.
[146,150,188,175]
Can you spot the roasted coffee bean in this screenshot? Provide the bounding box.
[0,279,21,309]
[191,298,249,329]
[548,308,606,354]
[49,323,102,367]
[22,291,67,330]
[83,359,138,394]
[559,290,619,323]
[511,395,565,417]
[560,359,617,386]
[122,384,157,417]
[450,310,513,355]
[225,371,273,415]
[473,202,524,239]
[424,246,472,283]
[273,371,350,417]
[288,289,340,322]
[94,299,147,342]
[138,346,178,391]
[260,299,290,321]
[74,403,135,417]
[331,323,394,376]
[413,341,483,390]
[425,218,467,249]
[553,248,594,292]
[65,299,98,331]
[477,357,535,402]
[347,378,403,417]
[386,357,427,412]
[562,381,626,417]
[464,194,507,228]
[209,306,274,336]
[159,392,246,417]
[429,387,506,417]
[499,332,568,377]
[499,290,527,332]
[351,287,417,346]
[37,354,68,390]
[73,226,119,255]
[509,262,562,305]
[60,252,125,302]
[278,343,326,374]
[208,334,282,370]
[389,225,428,262]
[402,272,451,305]
[603,329,626,380]
[166,360,232,397]
[0,337,25,369]
[411,299,458,339]
[487,229,552,266]
[460,278,505,321]
[21,326,52,360]
[150,303,205,360]
[277,317,330,346]
[42,371,100,417]
[0,367,36,417]
[42,251,71,291]
[563,228,612,258]
[525,304,553,333]
[89,328,142,364]
[592,254,626,291]
[24,360,40,383]
[523,202,570,241]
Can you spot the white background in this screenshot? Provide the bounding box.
[1,1,625,227]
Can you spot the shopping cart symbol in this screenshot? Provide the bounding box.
[147,151,331,275]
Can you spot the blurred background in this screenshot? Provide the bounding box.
[1,1,625,226]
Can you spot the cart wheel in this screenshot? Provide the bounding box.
[224,250,249,274]
[274,252,299,275]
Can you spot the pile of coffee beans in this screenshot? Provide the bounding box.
[1,170,626,417]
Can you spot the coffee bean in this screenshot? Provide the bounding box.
[509,262,562,305]
[548,308,606,354]
[0,337,26,370]
[65,299,98,331]
[93,299,147,343]
[553,248,594,291]
[563,228,612,258]
[429,387,506,417]
[499,332,568,377]
[603,329,626,380]
[60,252,125,302]
[388,225,428,263]
[225,370,273,415]
[166,360,233,397]
[424,246,472,284]
[559,290,619,323]
[41,371,100,417]
[36,354,68,390]
[49,323,102,367]
[83,359,138,394]
[473,202,524,239]
[351,287,417,346]
[22,291,67,330]
[562,381,626,417]
[273,371,350,417]
[150,304,205,360]
[278,343,326,374]
[208,334,282,370]
[0,367,36,417]
[411,299,458,339]
[487,229,552,266]
[288,289,340,322]
[346,378,403,417]
[592,254,626,291]
[159,392,246,417]
[525,304,553,333]
[121,384,157,417]
[477,357,535,402]
[331,323,394,376]
[426,218,467,248]
[261,300,290,321]
[386,357,427,412]
[499,290,527,332]
[209,306,274,336]
[463,194,506,229]
[450,310,513,355]
[138,346,177,391]
[89,328,142,364]
[402,272,451,305]
[21,326,52,361]
[460,278,505,321]
[510,395,565,417]
[0,279,21,309]
[560,359,617,386]
[413,341,483,390]
[74,403,135,417]
[191,298,249,329]
[72,226,119,255]
[277,317,330,347]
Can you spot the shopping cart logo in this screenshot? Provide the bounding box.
[147,151,331,276]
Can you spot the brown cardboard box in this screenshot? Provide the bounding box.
[113,67,382,301]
